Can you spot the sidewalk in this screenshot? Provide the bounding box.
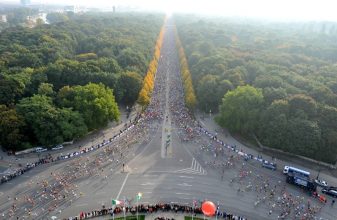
[195,113,337,186]
[0,105,141,170]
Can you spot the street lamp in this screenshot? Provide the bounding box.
[316,165,321,180]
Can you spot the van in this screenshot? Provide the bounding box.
[35,147,47,153]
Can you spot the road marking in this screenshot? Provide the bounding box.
[23,175,30,178]
[179,176,194,179]
[178,183,192,187]
[116,173,130,200]
[141,182,155,186]
[175,192,191,195]
[143,191,152,194]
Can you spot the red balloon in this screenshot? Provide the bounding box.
[201,201,216,216]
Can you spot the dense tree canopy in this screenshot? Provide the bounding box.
[58,83,119,130]
[216,85,263,134]
[17,95,87,147]
[175,15,337,163]
[0,12,164,150]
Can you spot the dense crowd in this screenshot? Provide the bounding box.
[63,202,248,220]
[0,115,142,185]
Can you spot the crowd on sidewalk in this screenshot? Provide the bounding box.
[64,202,248,220]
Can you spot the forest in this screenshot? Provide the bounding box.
[175,15,337,164]
[0,12,164,151]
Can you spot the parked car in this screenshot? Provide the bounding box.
[314,179,328,187]
[262,161,277,171]
[52,145,64,151]
[35,147,47,153]
[322,188,337,198]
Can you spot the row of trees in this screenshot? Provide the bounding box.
[174,27,196,109]
[0,13,164,151]
[175,15,337,163]
[138,25,165,106]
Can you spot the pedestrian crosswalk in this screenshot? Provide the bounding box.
[173,158,207,175]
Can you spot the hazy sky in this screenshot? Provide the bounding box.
[3,0,337,21]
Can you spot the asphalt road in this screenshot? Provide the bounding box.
[0,19,337,220]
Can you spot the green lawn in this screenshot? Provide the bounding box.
[110,215,145,220]
[185,216,206,220]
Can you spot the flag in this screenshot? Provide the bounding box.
[112,199,122,205]
[193,200,197,208]
[136,192,142,201]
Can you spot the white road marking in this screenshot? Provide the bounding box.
[116,173,130,200]
[143,191,152,194]
[175,192,191,195]
[141,182,155,186]
[179,176,194,179]
[177,183,192,187]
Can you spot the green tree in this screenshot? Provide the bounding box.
[16,95,87,146]
[287,118,321,158]
[0,105,25,150]
[116,72,143,104]
[196,75,233,112]
[216,85,264,133]
[38,83,55,97]
[58,83,120,130]
[46,12,69,24]
[288,94,317,119]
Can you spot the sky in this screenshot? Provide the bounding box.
[2,0,337,21]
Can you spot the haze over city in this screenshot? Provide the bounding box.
[1,0,337,21]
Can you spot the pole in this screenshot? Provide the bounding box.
[123,206,126,220]
[316,162,321,179]
[137,197,139,220]
[192,199,194,220]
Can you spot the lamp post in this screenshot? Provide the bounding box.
[316,162,321,180]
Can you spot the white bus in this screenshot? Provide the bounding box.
[283,166,310,178]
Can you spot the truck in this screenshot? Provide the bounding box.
[286,172,317,192]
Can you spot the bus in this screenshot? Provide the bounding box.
[283,166,310,178]
[286,172,316,192]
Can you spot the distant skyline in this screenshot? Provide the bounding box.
[1,0,337,21]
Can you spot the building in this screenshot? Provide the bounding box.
[0,15,7,23]
[21,0,31,6]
